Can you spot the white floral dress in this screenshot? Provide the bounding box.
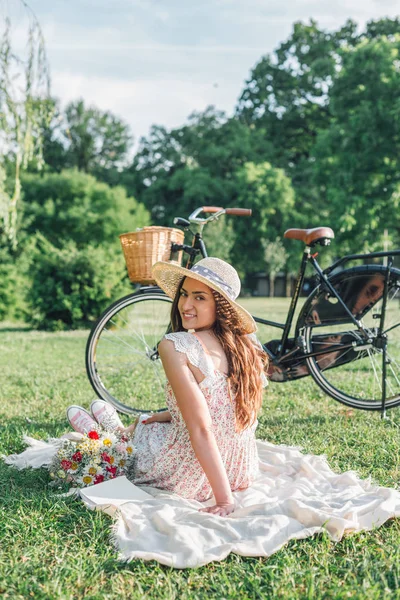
[126,332,261,501]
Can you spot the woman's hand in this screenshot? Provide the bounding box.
[117,411,172,435]
[143,411,171,424]
[199,501,235,517]
[117,418,139,435]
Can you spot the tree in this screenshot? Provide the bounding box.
[124,107,258,225]
[202,216,236,263]
[312,35,400,252]
[236,20,360,173]
[231,162,296,279]
[28,236,131,330]
[263,238,288,297]
[0,1,51,247]
[235,17,400,236]
[21,169,150,249]
[32,98,68,173]
[62,99,133,176]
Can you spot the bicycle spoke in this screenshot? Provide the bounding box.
[304,267,400,409]
[87,295,172,413]
[110,311,155,352]
[367,348,383,393]
[388,361,400,389]
[100,327,149,355]
[385,322,400,335]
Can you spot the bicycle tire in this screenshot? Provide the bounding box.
[298,265,400,410]
[86,290,173,414]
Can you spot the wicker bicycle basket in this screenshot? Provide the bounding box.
[119,226,185,284]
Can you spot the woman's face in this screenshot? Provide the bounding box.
[178,277,217,331]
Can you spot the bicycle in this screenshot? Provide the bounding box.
[86,206,400,418]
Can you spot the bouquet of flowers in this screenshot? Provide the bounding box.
[49,425,135,488]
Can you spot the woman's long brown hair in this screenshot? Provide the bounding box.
[170,278,268,433]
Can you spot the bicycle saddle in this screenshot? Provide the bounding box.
[284,227,335,246]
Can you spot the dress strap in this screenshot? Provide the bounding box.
[163,332,214,378]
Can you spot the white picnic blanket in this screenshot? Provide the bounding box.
[5,437,400,568]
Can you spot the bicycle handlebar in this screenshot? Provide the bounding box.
[201,206,223,213]
[201,206,252,217]
[225,208,252,216]
[172,206,252,262]
[187,206,252,225]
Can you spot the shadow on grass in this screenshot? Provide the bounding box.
[0,324,34,333]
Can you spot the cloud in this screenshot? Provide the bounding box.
[52,71,241,144]
[7,0,400,149]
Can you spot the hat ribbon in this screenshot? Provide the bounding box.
[189,264,236,300]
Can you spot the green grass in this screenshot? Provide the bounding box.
[2,300,400,599]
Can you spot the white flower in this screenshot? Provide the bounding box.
[84,464,104,477]
[76,473,95,487]
[100,432,118,449]
[125,443,135,455]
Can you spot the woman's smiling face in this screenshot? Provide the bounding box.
[178,277,217,330]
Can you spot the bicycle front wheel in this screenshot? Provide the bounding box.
[86,290,173,414]
[300,265,400,410]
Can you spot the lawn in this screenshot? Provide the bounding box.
[1,298,400,599]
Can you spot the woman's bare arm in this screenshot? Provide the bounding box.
[158,339,234,514]
[143,411,172,424]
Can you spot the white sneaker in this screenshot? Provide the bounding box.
[67,406,97,434]
[90,399,124,431]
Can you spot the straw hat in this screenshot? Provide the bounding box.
[152,257,257,334]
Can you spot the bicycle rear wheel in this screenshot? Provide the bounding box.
[86,290,172,414]
[300,265,400,410]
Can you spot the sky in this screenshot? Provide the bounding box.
[7,0,400,147]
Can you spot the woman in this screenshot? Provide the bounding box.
[67,257,268,517]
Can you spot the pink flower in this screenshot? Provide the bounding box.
[61,460,72,470]
[94,474,105,484]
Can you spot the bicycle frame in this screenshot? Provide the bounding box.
[261,248,400,356]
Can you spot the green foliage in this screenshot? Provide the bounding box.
[25,97,133,187]
[0,3,51,248]
[126,107,258,225]
[232,162,296,277]
[263,237,288,277]
[21,169,150,249]
[262,238,289,297]
[236,20,359,170]
[235,17,400,257]
[0,247,29,320]
[27,236,131,330]
[201,216,236,262]
[313,35,400,252]
[62,99,133,176]
[27,98,69,174]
